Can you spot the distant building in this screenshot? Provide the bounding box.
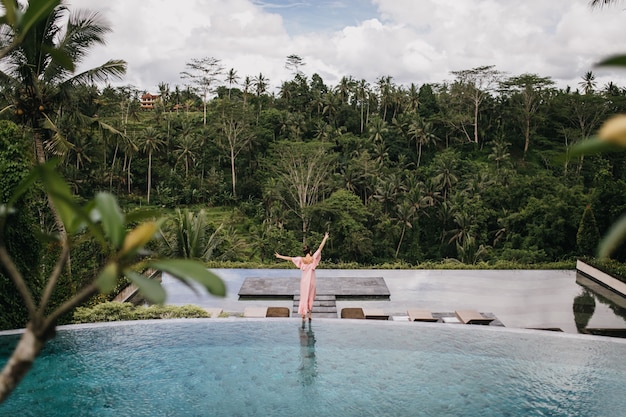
[140,93,160,109]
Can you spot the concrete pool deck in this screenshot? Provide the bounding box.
[161,268,626,334]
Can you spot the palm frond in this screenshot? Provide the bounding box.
[67,59,127,85]
[42,113,74,157]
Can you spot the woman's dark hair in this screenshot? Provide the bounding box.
[303,245,312,256]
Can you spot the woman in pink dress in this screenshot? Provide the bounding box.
[275,232,329,323]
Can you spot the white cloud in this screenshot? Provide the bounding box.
[72,0,626,94]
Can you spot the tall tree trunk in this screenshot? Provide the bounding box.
[110,143,119,191]
[524,116,530,157]
[474,102,479,144]
[230,148,237,199]
[395,225,406,258]
[147,152,152,204]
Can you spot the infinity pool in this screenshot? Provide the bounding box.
[2,319,626,416]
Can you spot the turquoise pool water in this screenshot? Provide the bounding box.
[2,319,626,416]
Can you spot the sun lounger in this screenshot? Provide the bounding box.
[407,309,439,322]
[454,310,494,325]
[363,308,389,320]
[341,307,365,319]
[243,307,267,318]
[266,307,290,317]
[582,328,626,337]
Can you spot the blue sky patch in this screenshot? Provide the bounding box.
[253,0,380,35]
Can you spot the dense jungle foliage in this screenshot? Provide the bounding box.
[3,65,626,269]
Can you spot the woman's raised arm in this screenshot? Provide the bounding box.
[275,253,292,261]
[317,232,329,252]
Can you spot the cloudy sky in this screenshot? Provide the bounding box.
[73,0,626,94]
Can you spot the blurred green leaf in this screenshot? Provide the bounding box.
[568,136,622,158]
[597,54,626,68]
[124,270,166,304]
[96,263,118,294]
[19,0,60,30]
[7,165,40,207]
[148,259,226,297]
[44,44,73,72]
[94,192,125,249]
[0,0,60,54]
[0,0,19,29]
[598,214,626,258]
[35,163,78,232]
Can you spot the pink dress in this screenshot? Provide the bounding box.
[292,249,321,316]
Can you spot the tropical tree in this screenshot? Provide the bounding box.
[577,204,600,256]
[311,189,373,262]
[488,139,511,174]
[160,209,224,261]
[450,65,503,144]
[285,54,305,76]
[393,200,416,258]
[0,0,126,233]
[173,129,200,178]
[264,141,336,243]
[407,114,439,167]
[579,71,597,94]
[500,73,555,157]
[432,150,459,200]
[138,126,165,204]
[253,72,269,116]
[355,79,371,133]
[225,68,239,100]
[180,57,223,126]
[0,0,126,165]
[214,100,253,199]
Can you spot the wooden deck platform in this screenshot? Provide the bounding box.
[238,276,390,299]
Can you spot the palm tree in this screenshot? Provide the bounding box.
[355,79,371,133]
[225,68,239,100]
[393,200,416,258]
[432,153,459,200]
[579,71,596,95]
[603,81,621,97]
[242,76,252,106]
[173,133,199,178]
[368,116,388,144]
[322,91,341,128]
[0,0,126,239]
[377,75,393,121]
[121,133,138,195]
[406,83,420,112]
[253,72,269,123]
[407,115,439,167]
[488,139,511,174]
[139,126,165,204]
[0,1,126,165]
[335,76,354,104]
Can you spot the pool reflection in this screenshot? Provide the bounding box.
[576,274,626,336]
[298,323,317,386]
